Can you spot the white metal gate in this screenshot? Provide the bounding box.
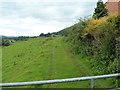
[0,73,120,88]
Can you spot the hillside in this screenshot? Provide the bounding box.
[2,37,116,88]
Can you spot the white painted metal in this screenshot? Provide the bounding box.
[90,79,94,89]
[0,73,120,88]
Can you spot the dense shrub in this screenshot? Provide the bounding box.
[108,58,119,73]
[64,14,119,75]
[2,40,11,46]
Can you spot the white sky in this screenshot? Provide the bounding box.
[0,0,107,36]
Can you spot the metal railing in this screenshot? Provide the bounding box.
[0,73,120,88]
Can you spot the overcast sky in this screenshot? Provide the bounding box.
[0,0,107,36]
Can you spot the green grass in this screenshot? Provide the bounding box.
[0,46,2,84]
[2,37,115,88]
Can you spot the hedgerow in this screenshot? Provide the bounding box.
[64,14,120,76]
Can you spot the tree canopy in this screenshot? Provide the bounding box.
[93,0,108,19]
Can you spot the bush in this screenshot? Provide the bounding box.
[64,14,119,75]
[108,58,119,73]
[2,40,10,46]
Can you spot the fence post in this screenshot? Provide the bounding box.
[90,79,94,90]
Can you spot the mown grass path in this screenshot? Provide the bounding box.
[2,37,114,88]
[48,39,57,88]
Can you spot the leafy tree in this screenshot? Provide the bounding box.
[46,33,51,37]
[93,0,108,19]
[39,33,44,37]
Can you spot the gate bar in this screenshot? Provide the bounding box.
[0,73,120,87]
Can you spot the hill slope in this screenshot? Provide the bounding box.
[2,37,114,88]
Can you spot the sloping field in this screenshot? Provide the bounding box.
[2,37,114,88]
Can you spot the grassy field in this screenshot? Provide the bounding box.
[2,37,115,88]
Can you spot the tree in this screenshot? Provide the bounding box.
[93,0,108,19]
[46,33,51,37]
[39,33,44,37]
